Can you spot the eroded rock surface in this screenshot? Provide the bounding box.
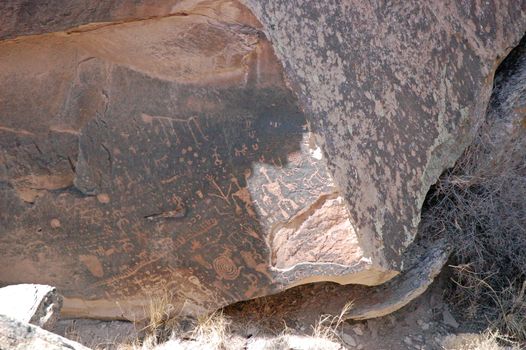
[1,0,525,321]
[243,0,526,270]
[0,0,382,320]
[0,0,189,40]
[0,284,62,330]
[0,314,90,350]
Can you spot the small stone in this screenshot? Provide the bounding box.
[50,219,61,228]
[96,193,110,204]
[370,326,378,340]
[404,337,413,345]
[352,325,364,336]
[442,308,459,329]
[417,319,430,331]
[342,333,356,347]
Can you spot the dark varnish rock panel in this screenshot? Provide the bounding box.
[0,0,184,40]
[0,0,383,320]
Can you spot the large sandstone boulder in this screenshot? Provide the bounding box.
[0,0,525,320]
[242,0,526,269]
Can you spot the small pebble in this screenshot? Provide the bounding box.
[442,308,459,329]
[352,325,364,336]
[341,333,356,347]
[50,218,61,228]
[417,319,430,331]
[97,193,110,204]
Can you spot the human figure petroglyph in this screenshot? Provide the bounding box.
[231,174,256,218]
[234,144,249,157]
[258,166,299,219]
[206,174,232,205]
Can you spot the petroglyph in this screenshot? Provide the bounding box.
[5,0,520,320]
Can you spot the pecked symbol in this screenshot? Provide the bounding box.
[213,254,240,281]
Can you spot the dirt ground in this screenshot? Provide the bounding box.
[53,267,505,350]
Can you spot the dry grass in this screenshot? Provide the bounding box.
[419,37,526,343]
[311,301,353,342]
[420,131,526,341]
[115,293,354,350]
[441,331,519,350]
[117,289,236,350]
[143,289,178,341]
[185,311,232,349]
[116,288,179,350]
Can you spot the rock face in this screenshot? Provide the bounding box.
[0,284,63,330]
[242,0,526,269]
[0,0,181,40]
[0,0,525,320]
[0,0,387,320]
[0,314,90,350]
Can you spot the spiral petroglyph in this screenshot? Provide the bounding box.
[213,255,240,281]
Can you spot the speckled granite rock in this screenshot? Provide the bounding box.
[242,0,526,270]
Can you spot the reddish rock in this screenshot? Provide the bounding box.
[0,0,525,320]
[0,0,383,320]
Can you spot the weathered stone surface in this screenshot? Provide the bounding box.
[1,0,526,321]
[0,0,385,320]
[0,0,184,41]
[223,238,451,325]
[242,0,526,271]
[0,284,62,330]
[484,35,526,153]
[0,314,90,350]
[344,239,451,320]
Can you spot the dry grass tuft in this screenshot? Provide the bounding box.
[116,288,179,350]
[311,301,353,342]
[186,311,232,349]
[143,289,178,341]
[116,294,355,349]
[441,330,520,350]
[419,36,526,343]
